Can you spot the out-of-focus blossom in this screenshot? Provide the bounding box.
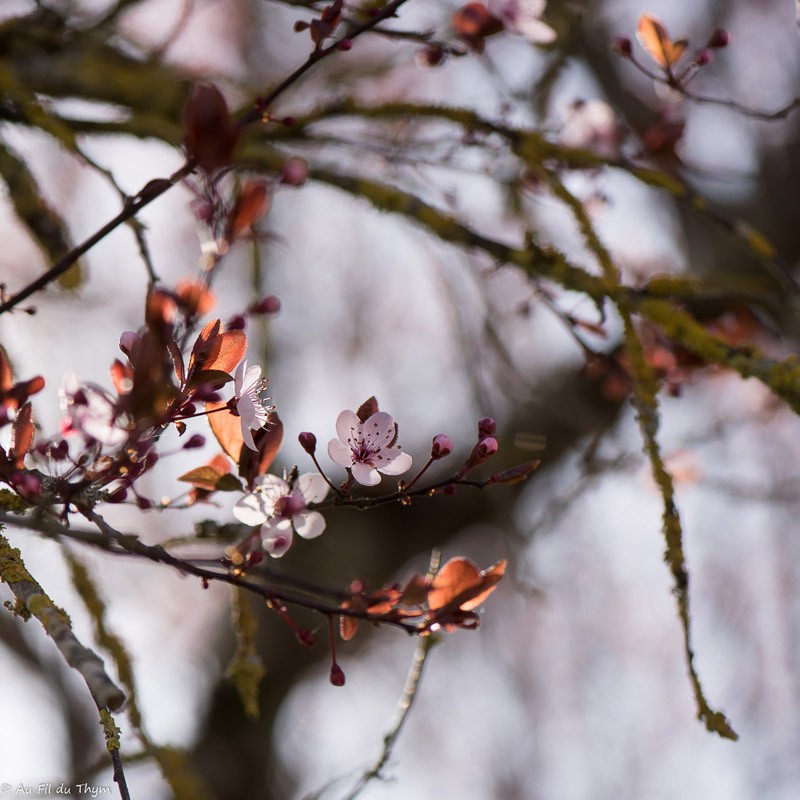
[233,360,273,451]
[233,473,329,557]
[59,371,130,448]
[561,99,624,159]
[328,409,413,486]
[493,0,556,44]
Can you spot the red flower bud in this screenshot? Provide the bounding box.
[227,314,247,331]
[695,48,712,66]
[296,629,316,647]
[611,35,633,57]
[298,431,317,454]
[183,434,206,449]
[706,28,731,49]
[336,38,352,51]
[107,486,128,503]
[477,417,496,437]
[330,663,346,686]
[250,295,281,315]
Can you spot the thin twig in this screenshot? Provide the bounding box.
[340,636,437,800]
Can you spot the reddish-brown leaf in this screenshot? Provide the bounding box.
[428,557,506,612]
[0,345,12,393]
[10,402,34,468]
[204,330,247,374]
[399,574,430,606]
[175,279,216,317]
[109,359,133,396]
[240,412,284,484]
[206,400,244,463]
[177,464,242,492]
[166,338,186,387]
[183,83,239,172]
[187,453,233,504]
[340,615,359,641]
[229,181,270,239]
[636,14,688,69]
[356,396,379,423]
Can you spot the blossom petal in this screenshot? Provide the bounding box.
[297,472,330,504]
[335,409,361,446]
[515,17,556,43]
[240,418,258,451]
[263,526,293,558]
[254,473,290,499]
[361,412,396,449]
[378,450,413,476]
[294,510,326,539]
[233,492,270,525]
[328,437,354,468]
[351,461,380,486]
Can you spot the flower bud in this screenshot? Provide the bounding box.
[477,437,498,457]
[280,157,309,187]
[415,44,448,69]
[250,295,281,315]
[107,486,128,503]
[11,470,42,499]
[695,48,712,66]
[227,314,247,331]
[119,331,140,358]
[298,431,317,454]
[611,35,633,57]
[336,38,352,51]
[706,28,731,48]
[477,417,496,438]
[430,434,453,459]
[183,433,206,449]
[329,663,346,686]
[136,495,152,510]
[296,629,316,647]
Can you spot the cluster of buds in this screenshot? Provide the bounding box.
[612,14,731,87]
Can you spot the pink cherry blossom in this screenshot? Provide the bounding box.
[233,359,274,451]
[233,473,329,558]
[327,410,413,486]
[59,370,130,448]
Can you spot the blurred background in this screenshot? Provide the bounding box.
[1,0,800,797]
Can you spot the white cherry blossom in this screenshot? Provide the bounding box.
[233,473,329,558]
[233,359,273,451]
[327,410,413,486]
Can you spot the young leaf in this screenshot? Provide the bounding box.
[10,402,34,468]
[239,412,284,484]
[177,465,243,492]
[428,557,506,612]
[636,14,688,69]
[206,400,244,463]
